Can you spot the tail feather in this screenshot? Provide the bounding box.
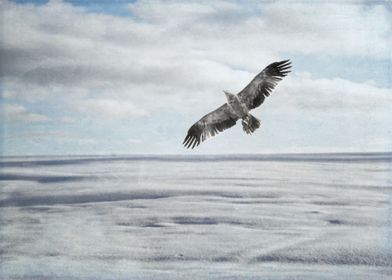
[242,114,261,134]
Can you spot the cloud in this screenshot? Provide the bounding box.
[270,72,392,114]
[0,0,391,154]
[3,131,74,139]
[74,98,148,120]
[128,138,142,144]
[1,0,390,109]
[252,1,391,58]
[1,104,50,123]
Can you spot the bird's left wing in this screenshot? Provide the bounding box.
[183,103,238,149]
[237,60,291,110]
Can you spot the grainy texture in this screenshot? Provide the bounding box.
[0,154,391,279]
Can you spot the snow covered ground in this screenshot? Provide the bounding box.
[1,154,391,279]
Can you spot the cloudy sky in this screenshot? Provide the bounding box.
[1,0,391,155]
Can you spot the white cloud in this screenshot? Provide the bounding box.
[1,104,50,123]
[1,0,390,111]
[270,72,392,113]
[0,0,391,153]
[74,98,148,120]
[252,1,391,58]
[4,131,73,139]
[128,138,142,144]
[61,116,76,123]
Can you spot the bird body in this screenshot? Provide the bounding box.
[224,91,248,118]
[183,60,291,149]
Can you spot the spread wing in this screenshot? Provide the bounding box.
[183,104,238,149]
[237,59,291,110]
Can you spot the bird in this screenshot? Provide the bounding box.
[183,59,291,149]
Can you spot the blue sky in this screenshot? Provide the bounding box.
[1,0,391,155]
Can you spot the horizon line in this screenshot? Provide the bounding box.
[1,151,392,158]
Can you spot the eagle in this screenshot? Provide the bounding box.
[183,59,291,149]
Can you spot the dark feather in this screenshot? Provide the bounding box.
[238,59,291,109]
[183,104,238,149]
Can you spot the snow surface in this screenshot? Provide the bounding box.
[1,154,391,279]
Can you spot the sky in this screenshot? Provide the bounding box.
[0,0,391,156]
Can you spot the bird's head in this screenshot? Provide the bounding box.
[223,90,235,101]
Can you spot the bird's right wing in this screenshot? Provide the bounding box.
[183,104,238,149]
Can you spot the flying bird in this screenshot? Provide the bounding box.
[183,59,291,149]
